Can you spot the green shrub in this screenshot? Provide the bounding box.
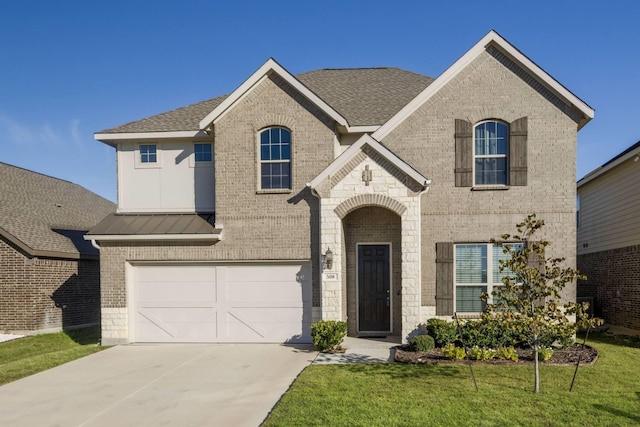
[442,344,466,360]
[426,319,458,347]
[410,335,435,352]
[496,346,519,362]
[310,320,347,352]
[538,324,575,348]
[467,346,496,361]
[535,346,554,362]
[460,317,524,349]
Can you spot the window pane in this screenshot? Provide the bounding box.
[271,143,281,160]
[475,122,507,156]
[281,141,290,160]
[271,163,281,175]
[280,129,291,143]
[139,145,157,163]
[194,143,212,162]
[270,128,280,142]
[261,145,270,160]
[475,158,507,185]
[493,243,523,283]
[456,244,487,283]
[456,286,487,312]
[261,176,271,189]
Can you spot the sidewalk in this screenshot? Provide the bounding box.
[313,336,401,364]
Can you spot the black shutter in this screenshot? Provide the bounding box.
[436,242,454,315]
[455,119,473,187]
[509,117,528,186]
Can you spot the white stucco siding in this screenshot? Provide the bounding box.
[117,140,215,212]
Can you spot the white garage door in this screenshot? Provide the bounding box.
[133,263,311,343]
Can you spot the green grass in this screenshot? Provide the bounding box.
[264,336,640,426]
[0,327,107,386]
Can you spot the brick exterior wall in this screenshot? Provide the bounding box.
[577,244,640,330]
[381,48,581,312]
[0,236,100,333]
[102,45,585,343]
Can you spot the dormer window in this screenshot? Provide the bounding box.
[259,127,291,190]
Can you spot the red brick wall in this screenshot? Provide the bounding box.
[577,244,640,330]
[0,236,100,333]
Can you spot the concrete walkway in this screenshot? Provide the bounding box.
[313,336,401,364]
[0,344,316,427]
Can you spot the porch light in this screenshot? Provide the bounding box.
[322,247,333,270]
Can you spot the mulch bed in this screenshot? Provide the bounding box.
[395,343,598,366]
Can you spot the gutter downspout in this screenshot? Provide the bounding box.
[90,239,100,251]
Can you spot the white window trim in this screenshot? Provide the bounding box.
[454,243,514,314]
[256,127,293,192]
[135,143,162,169]
[473,120,509,187]
[189,143,214,168]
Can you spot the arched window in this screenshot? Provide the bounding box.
[474,121,508,185]
[259,127,291,189]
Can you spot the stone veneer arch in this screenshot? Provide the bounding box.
[334,194,407,219]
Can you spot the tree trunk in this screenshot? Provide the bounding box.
[533,334,540,393]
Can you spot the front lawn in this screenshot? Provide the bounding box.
[0,327,106,386]
[264,336,640,426]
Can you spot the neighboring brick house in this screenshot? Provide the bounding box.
[0,163,115,334]
[87,30,594,345]
[577,141,640,330]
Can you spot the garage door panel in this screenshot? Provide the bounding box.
[133,263,311,343]
[225,264,308,282]
[136,265,216,282]
[227,283,305,302]
[138,283,217,303]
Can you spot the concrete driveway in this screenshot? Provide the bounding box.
[0,344,316,427]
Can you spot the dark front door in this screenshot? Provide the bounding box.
[358,244,391,332]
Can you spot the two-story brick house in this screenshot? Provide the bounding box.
[87,30,593,345]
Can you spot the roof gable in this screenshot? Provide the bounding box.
[199,58,348,131]
[309,134,430,191]
[0,163,115,259]
[374,30,595,140]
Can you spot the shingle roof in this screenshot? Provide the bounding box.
[0,163,116,259]
[98,67,434,134]
[297,68,434,126]
[99,95,229,134]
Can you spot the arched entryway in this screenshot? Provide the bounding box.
[343,206,402,337]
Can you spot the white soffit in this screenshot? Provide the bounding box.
[198,58,348,130]
[374,30,595,141]
[94,130,209,143]
[308,134,430,189]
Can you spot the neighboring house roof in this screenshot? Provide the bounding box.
[578,140,640,187]
[86,213,222,241]
[0,163,116,259]
[95,65,434,137]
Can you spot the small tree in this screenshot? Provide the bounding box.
[483,214,602,393]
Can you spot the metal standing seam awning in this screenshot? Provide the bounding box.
[84,213,223,242]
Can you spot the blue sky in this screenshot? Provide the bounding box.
[1,1,639,202]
